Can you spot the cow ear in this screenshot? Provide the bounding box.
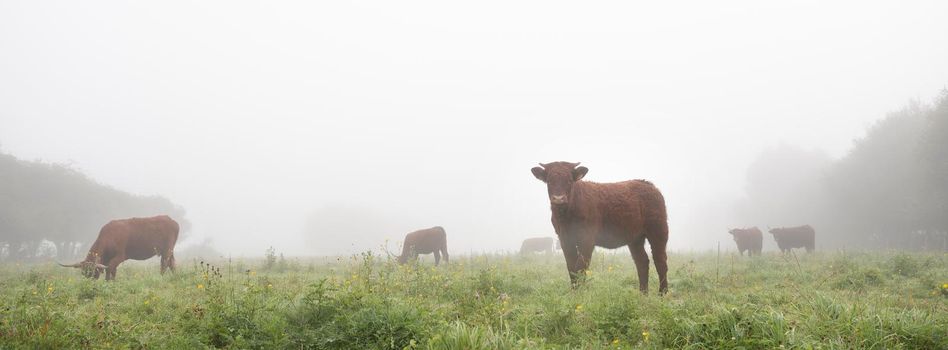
[531,167,547,182]
[572,166,588,181]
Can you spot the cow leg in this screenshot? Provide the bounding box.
[161,250,176,274]
[575,235,596,278]
[558,235,581,286]
[433,250,441,265]
[105,257,122,281]
[441,241,449,264]
[648,236,669,295]
[628,240,650,293]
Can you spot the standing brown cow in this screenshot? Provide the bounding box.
[59,215,179,280]
[769,225,815,253]
[728,227,763,256]
[520,237,555,254]
[531,162,669,294]
[398,226,449,265]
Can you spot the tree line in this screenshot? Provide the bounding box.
[0,152,189,261]
[735,89,948,251]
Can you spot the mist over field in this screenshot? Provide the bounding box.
[2,1,948,259]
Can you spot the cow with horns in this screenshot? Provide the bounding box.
[59,215,179,280]
[531,161,669,294]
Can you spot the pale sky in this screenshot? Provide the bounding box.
[2,1,947,255]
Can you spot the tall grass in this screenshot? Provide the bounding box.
[0,251,945,349]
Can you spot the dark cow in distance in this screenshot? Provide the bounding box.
[532,161,669,294]
[520,237,555,254]
[59,215,179,280]
[729,227,762,256]
[398,226,449,265]
[769,225,815,253]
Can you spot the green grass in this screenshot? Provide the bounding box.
[1,251,946,349]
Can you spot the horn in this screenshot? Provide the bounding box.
[537,163,546,168]
[96,263,107,269]
[58,262,83,268]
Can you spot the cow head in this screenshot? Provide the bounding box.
[58,260,107,278]
[768,228,782,241]
[531,161,588,207]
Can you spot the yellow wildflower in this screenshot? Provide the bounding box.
[144,300,150,305]
[575,304,584,312]
[612,339,620,345]
[642,331,650,342]
[267,284,273,289]
[197,284,204,290]
[942,283,948,289]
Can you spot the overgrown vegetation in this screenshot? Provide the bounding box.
[1,251,945,349]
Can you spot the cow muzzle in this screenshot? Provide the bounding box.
[550,195,568,205]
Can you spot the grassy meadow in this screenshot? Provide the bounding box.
[1,250,946,349]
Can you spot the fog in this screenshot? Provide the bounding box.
[2,1,947,256]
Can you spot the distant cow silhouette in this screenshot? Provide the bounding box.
[729,227,763,256]
[532,161,669,294]
[520,237,555,254]
[59,215,179,280]
[398,226,449,265]
[769,225,815,253]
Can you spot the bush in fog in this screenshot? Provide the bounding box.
[0,151,189,260]
[738,89,948,251]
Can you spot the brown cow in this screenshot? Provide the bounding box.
[397,226,449,265]
[769,225,815,253]
[531,162,669,294]
[520,237,555,254]
[59,215,179,280]
[728,227,762,256]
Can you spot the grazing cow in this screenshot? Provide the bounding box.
[728,227,763,256]
[520,237,555,254]
[59,215,179,280]
[398,226,449,265]
[531,162,669,294]
[769,225,815,253]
